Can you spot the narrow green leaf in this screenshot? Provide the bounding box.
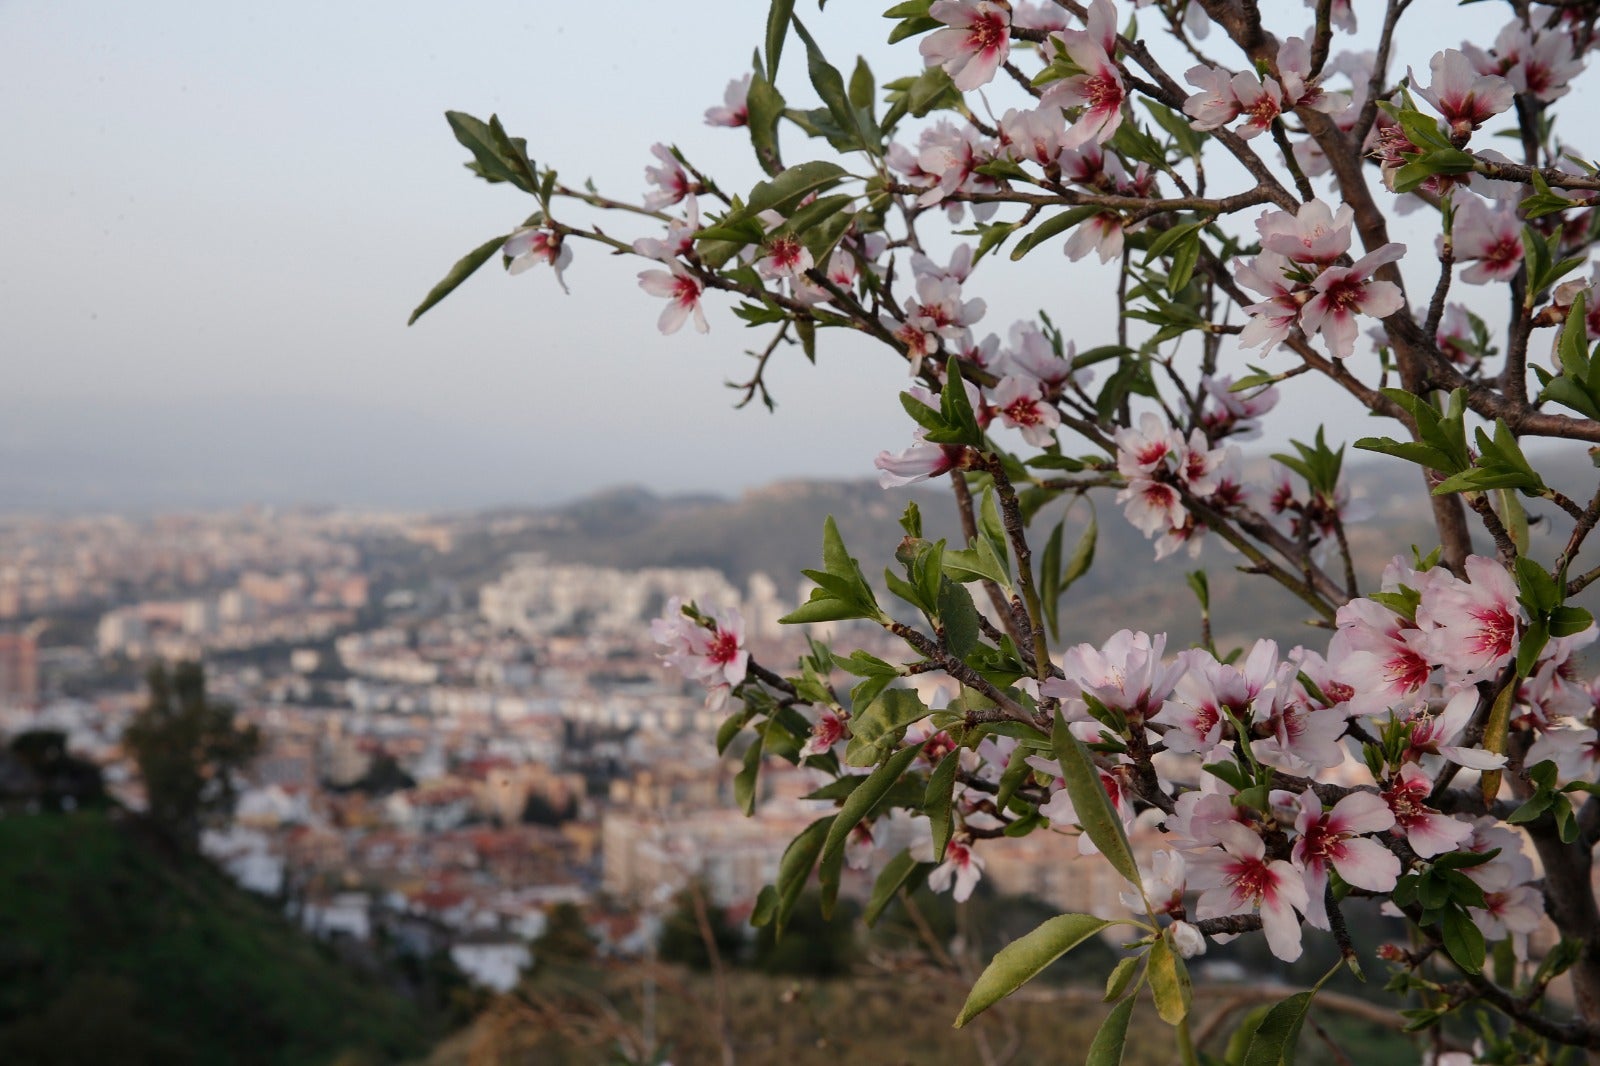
[1441,905,1486,974]
[444,111,534,191]
[766,0,796,79]
[1085,994,1136,1066]
[864,848,927,926]
[765,814,833,932]
[1148,936,1191,1024]
[953,913,1115,1026]
[925,750,961,861]
[407,234,509,326]
[845,688,929,766]
[747,159,849,218]
[1051,711,1141,885]
[1102,955,1140,1003]
[1010,206,1101,260]
[1241,991,1315,1066]
[820,742,924,870]
[735,735,765,815]
[937,579,981,658]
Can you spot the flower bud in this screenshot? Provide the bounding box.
[1169,920,1207,959]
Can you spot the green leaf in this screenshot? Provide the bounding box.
[1010,206,1101,260]
[747,72,787,176]
[1051,711,1141,885]
[1441,905,1486,974]
[864,848,927,926]
[937,579,981,658]
[765,0,795,79]
[1148,936,1192,1024]
[953,913,1115,1027]
[1040,520,1063,640]
[445,111,535,192]
[1241,991,1315,1066]
[791,17,866,151]
[1085,994,1136,1066]
[747,160,849,219]
[407,234,509,326]
[1102,955,1140,1002]
[735,735,765,815]
[845,688,929,766]
[849,56,875,112]
[819,742,924,872]
[1062,512,1098,589]
[925,750,961,861]
[758,815,833,932]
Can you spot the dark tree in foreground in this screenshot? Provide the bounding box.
[123,662,259,850]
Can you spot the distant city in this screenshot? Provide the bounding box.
[0,500,1139,995]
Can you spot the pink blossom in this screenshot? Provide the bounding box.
[1452,194,1524,284]
[1046,629,1182,719]
[1183,65,1240,131]
[927,836,985,901]
[1251,682,1348,775]
[1526,723,1600,782]
[633,210,701,268]
[705,74,752,127]
[1132,850,1189,916]
[1201,374,1278,440]
[1418,555,1521,678]
[1383,764,1473,857]
[1231,74,1284,139]
[990,375,1060,446]
[1155,643,1275,757]
[503,227,573,293]
[1403,689,1507,771]
[875,439,966,488]
[922,0,1012,92]
[1466,22,1584,103]
[1292,788,1399,928]
[1334,597,1435,717]
[1114,411,1179,478]
[1039,764,1137,856]
[1189,822,1310,962]
[1062,212,1125,263]
[910,244,975,285]
[906,275,988,340]
[643,143,693,210]
[652,600,748,690]
[1259,199,1355,266]
[637,261,708,334]
[1277,37,1348,114]
[1046,0,1126,150]
[1236,252,1304,354]
[1299,245,1407,359]
[800,708,851,757]
[1414,50,1514,138]
[910,121,1000,220]
[1473,884,1545,949]
[755,234,814,280]
[1118,479,1186,538]
[1000,106,1066,167]
[1003,322,1081,390]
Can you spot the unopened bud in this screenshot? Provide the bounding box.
[1170,920,1207,959]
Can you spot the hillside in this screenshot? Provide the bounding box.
[0,812,438,1066]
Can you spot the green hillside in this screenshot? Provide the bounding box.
[0,811,437,1066]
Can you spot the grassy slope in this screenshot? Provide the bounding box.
[0,811,434,1066]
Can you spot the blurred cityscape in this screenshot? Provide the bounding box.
[0,490,1151,1001]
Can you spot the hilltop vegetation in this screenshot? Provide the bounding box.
[0,811,438,1066]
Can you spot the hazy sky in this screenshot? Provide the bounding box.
[0,1,1565,512]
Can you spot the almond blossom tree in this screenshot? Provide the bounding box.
[414,1,1600,1061]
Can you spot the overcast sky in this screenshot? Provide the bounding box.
[0,0,1571,512]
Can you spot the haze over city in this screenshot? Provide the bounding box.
[2,0,1543,513]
